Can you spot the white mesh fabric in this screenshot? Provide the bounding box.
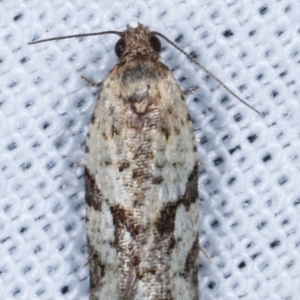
[1,0,300,299]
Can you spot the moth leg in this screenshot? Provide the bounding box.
[199,244,212,262]
[81,75,103,88]
[183,85,199,95]
[72,163,85,169]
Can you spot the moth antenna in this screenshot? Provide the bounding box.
[28,27,263,117]
[28,30,122,45]
[152,31,264,117]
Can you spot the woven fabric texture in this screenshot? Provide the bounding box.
[1,0,300,299]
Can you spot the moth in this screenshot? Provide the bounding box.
[29,23,261,300]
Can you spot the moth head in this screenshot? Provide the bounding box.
[115,23,161,62]
[115,35,161,58]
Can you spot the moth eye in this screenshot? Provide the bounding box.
[115,38,126,57]
[149,36,161,52]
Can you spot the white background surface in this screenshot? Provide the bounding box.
[1,0,300,299]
